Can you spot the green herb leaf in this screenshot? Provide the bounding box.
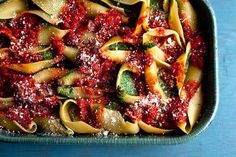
[42,51,53,60]
[109,42,130,51]
[57,87,74,98]
[150,0,164,11]
[119,71,137,96]
[143,40,156,49]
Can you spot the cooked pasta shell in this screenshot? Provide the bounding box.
[0,97,14,110]
[163,0,170,12]
[177,65,202,134]
[63,46,79,63]
[174,42,191,95]
[101,108,139,134]
[38,26,69,46]
[32,0,66,17]
[0,113,37,133]
[112,0,144,5]
[100,36,130,63]
[111,0,149,34]
[34,116,73,135]
[3,59,59,74]
[0,0,27,19]
[185,65,202,83]
[134,0,150,34]
[144,45,170,68]
[30,46,51,54]
[168,0,185,43]
[180,65,202,100]
[176,0,197,32]
[60,99,101,133]
[82,0,109,17]
[33,68,69,83]
[177,86,203,134]
[14,120,37,133]
[143,27,183,48]
[144,61,169,102]
[57,87,104,99]
[58,70,83,86]
[138,120,173,134]
[116,64,140,103]
[0,114,21,131]
[101,0,125,14]
[20,10,60,25]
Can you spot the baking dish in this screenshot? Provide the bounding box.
[0,0,218,144]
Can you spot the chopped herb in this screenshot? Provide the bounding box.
[157,72,171,95]
[109,42,130,51]
[119,71,137,96]
[150,0,164,11]
[42,51,53,60]
[57,87,74,98]
[143,40,156,49]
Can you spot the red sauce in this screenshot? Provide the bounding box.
[76,46,117,91]
[12,77,58,106]
[153,36,183,64]
[0,23,16,48]
[77,98,103,128]
[179,11,195,40]
[159,68,177,91]
[133,74,147,96]
[144,53,154,67]
[3,76,59,128]
[1,50,42,65]
[149,10,169,28]
[169,97,187,123]
[6,105,32,129]
[51,35,65,55]
[125,103,142,121]
[0,73,12,97]
[122,33,142,45]
[0,15,43,65]
[60,0,88,29]
[9,14,42,52]
[94,9,124,44]
[60,0,88,46]
[137,15,147,25]
[172,62,184,84]
[189,34,207,69]
[142,104,159,126]
[183,80,200,102]
[126,50,145,74]
[125,94,176,129]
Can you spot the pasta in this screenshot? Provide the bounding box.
[0,0,207,135]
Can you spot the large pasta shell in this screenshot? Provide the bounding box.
[101,108,139,134]
[0,0,26,19]
[60,99,101,134]
[138,121,173,134]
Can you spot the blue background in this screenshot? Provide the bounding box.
[0,0,235,156]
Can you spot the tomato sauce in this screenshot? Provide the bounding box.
[149,10,169,28]
[9,14,42,52]
[1,73,58,128]
[189,34,207,69]
[76,98,104,128]
[60,0,88,29]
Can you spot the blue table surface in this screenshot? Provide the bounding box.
[0,0,235,156]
